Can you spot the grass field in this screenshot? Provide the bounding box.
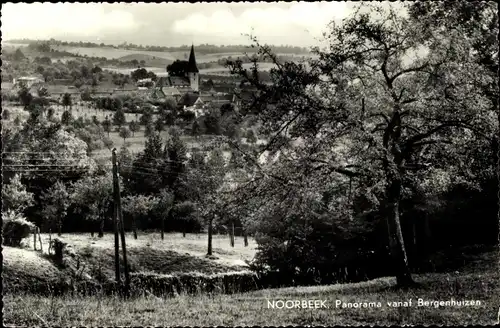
[4,245,498,326]
[3,232,257,297]
[3,103,242,162]
[103,62,277,76]
[52,45,260,64]
[24,232,257,267]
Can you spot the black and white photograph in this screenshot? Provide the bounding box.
[1,1,499,326]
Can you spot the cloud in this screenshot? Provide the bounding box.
[172,2,352,45]
[1,3,139,40]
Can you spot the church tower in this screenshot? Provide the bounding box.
[187,44,199,92]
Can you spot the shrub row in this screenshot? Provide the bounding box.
[4,269,260,297]
[130,271,260,296]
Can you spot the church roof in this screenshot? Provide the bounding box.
[179,92,201,107]
[168,76,191,87]
[187,45,199,73]
[161,87,182,96]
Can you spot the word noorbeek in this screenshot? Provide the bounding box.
[267,300,328,309]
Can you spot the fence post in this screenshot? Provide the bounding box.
[48,229,52,255]
[38,228,43,253]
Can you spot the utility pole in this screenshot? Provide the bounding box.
[111,149,121,286]
[116,159,131,297]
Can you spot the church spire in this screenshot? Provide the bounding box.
[187,44,199,73]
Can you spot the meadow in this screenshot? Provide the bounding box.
[4,102,256,161]
[102,62,278,76]
[3,243,498,326]
[52,45,261,64]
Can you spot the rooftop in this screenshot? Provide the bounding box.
[161,87,182,96]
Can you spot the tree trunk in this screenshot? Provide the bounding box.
[98,218,104,238]
[132,217,138,240]
[385,175,414,287]
[230,222,235,247]
[161,217,165,240]
[244,231,248,247]
[207,217,213,256]
[57,219,62,236]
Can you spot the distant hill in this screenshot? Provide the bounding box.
[117,53,173,67]
[6,38,312,55]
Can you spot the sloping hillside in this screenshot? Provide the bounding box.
[117,53,173,67]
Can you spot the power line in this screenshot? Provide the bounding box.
[3,165,255,183]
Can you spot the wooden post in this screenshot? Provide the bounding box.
[112,149,122,287]
[48,229,52,255]
[116,159,130,297]
[230,222,235,247]
[38,228,43,253]
[244,230,248,247]
[207,217,213,256]
[161,216,165,240]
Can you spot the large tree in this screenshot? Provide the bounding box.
[166,60,190,77]
[2,174,34,214]
[225,3,497,287]
[71,173,115,237]
[122,194,156,239]
[41,181,70,236]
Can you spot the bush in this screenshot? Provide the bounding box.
[3,210,36,247]
[130,271,259,296]
[2,109,11,120]
[249,207,391,287]
[178,110,196,123]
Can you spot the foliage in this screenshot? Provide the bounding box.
[122,194,157,230]
[113,109,126,127]
[191,120,201,137]
[131,68,157,82]
[2,210,35,247]
[171,201,202,232]
[2,174,35,213]
[61,93,72,109]
[40,181,70,234]
[127,132,165,195]
[245,129,257,144]
[154,117,165,132]
[159,98,177,122]
[224,3,498,286]
[166,60,190,77]
[128,120,139,136]
[2,109,11,120]
[139,107,153,126]
[102,117,112,136]
[81,88,92,101]
[202,108,222,135]
[61,110,73,125]
[144,122,155,137]
[18,87,33,107]
[47,108,55,121]
[119,126,132,142]
[14,48,26,61]
[71,173,116,235]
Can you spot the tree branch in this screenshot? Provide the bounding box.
[389,62,430,84]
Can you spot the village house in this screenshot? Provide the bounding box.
[13,76,44,88]
[45,85,81,102]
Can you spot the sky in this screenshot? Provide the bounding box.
[1,2,359,47]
